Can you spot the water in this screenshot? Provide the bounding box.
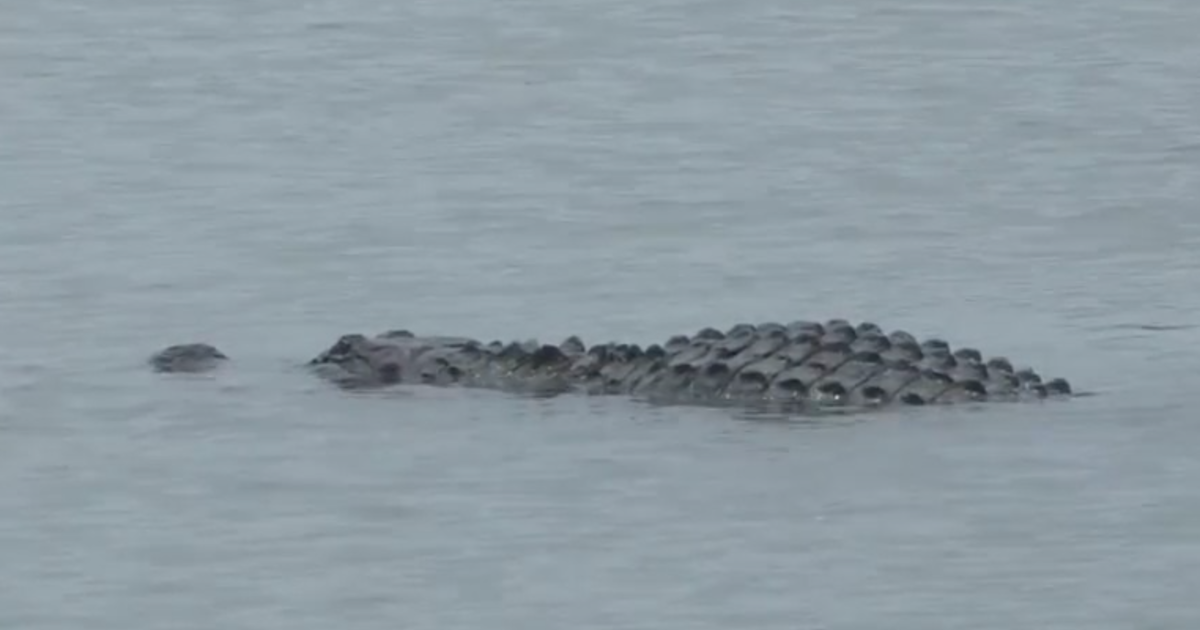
[3,0,1200,627]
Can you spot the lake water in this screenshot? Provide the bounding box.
[3,0,1200,628]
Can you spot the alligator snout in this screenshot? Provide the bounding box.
[148,343,228,373]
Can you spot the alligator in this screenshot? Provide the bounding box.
[149,318,1074,414]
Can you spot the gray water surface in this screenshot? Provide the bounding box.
[3,1,1200,628]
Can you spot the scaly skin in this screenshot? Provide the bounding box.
[302,319,1073,412]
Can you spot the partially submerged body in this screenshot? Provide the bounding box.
[302,319,1072,413]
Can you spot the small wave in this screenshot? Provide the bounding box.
[1107,323,1197,332]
